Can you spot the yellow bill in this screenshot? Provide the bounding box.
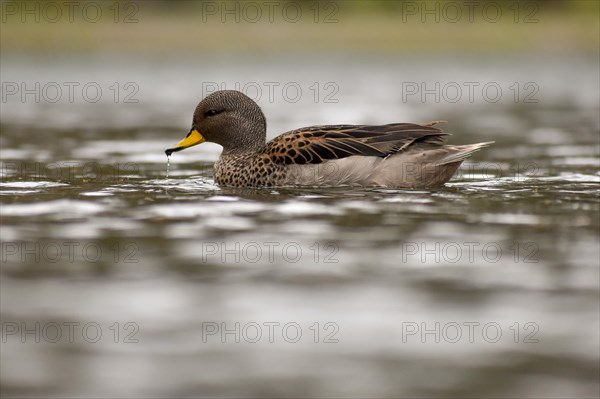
[165,129,205,156]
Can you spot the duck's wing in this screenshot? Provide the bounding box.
[262,122,449,165]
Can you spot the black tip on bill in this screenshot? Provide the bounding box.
[165,147,181,157]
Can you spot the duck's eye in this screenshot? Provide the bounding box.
[204,109,223,117]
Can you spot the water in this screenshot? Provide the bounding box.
[1,56,599,398]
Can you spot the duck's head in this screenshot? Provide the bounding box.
[166,90,267,156]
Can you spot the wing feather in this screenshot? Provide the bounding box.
[262,122,449,165]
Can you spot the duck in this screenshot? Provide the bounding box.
[166,90,493,188]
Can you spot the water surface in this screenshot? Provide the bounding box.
[1,56,599,398]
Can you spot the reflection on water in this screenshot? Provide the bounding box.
[1,57,599,398]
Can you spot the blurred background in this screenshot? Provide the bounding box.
[1,1,599,398]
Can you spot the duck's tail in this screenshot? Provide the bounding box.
[433,141,495,166]
[366,141,494,188]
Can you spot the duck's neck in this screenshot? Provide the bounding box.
[220,133,266,157]
[221,145,263,157]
